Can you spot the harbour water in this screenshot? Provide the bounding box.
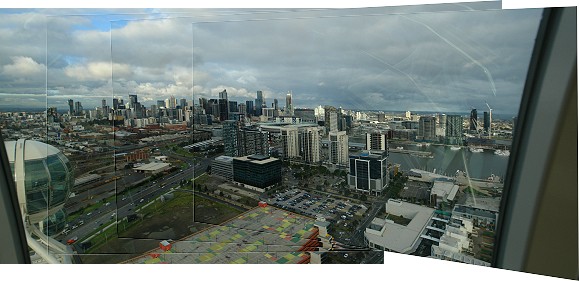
[388,144,510,180]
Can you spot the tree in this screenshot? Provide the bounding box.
[219,191,224,197]
[360,194,367,201]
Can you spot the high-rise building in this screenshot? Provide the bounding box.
[238,103,247,115]
[222,120,239,157]
[223,120,269,157]
[219,89,229,121]
[74,101,83,116]
[238,129,269,157]
[329,131,349,166]
[180,98,187,109]
[165,96,177,109]
[470,108,478,131]
[286,91,293,116]
[366,131,388,151]
[405,111,411,119]
[255,91,264,116]
[68,99,74,115]
[245,100,254,116]
[129,94,138,109]
[299,127,322,163]
[229,101,238,113]
[348,150,389,194]
[113,98,119,110]
[199,97,208,112]
[483,111,490,133]
[157,100,165,108]
[418,116,437,141]
[101,99,107,108]
[324,106,344,133]
[280,126,299,159]
[446,115,463,145]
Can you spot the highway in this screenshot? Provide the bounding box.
[58,155,214,248]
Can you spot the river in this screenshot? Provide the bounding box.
[387,143,510,180]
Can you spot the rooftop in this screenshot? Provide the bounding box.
[234,155,280,164]
[133,162,170,171]
[365,199,435,254]
[126,206,318,264]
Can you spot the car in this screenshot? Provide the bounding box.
[86,212,92,216]
[105,202,111,206]
[66,237,78,245]
[78,220,84,225]
[139,199,144,203]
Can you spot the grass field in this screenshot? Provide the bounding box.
[79,193,243,264]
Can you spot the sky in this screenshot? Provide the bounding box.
[0,3,545,115]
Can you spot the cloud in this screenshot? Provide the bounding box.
[0,6,544,114]
[64,61,133,81]
[2,56,44,77]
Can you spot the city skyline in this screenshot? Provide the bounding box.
[0,4,542,115]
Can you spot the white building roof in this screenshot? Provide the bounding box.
[365,199,434,254]
[431,180,459,201]
[133,162,170,172]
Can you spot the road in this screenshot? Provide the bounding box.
[340,195,389,247]
[58,155,215,247]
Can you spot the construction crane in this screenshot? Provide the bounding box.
[485,101,493,139]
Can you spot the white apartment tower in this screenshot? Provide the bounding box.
[329,131,349,166]
[299,127,322,163]
[280,126,300,159]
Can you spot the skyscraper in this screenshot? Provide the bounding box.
[446,115,463,145]
[222,120,239,157]
[299,127,322,163]
[348,150,389,195]
[180,98,187,109]
[218,89,229,121]
[418,116,437,141]
[470,108,478,131]
[255,90,264,117]
[199,97,208,112]
[329,131,349,166]
[68,99,74,115]
[129,94,138,109]
[245,100,254,116]
[324,106,341,133]
[74,101,83,116]
[286,91,293,116]
[280,126,299,159]
[483,111,490,134]
[223,120,269,157]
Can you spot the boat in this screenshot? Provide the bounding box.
[494,149,511,156]
[470,147,484,153]
[450,146,461,151]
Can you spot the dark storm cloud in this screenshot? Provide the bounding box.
[0,5,542,114]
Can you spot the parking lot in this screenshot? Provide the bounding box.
[268,189,367,222]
